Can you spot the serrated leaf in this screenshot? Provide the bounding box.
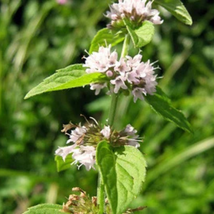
[89,28,124,54]
[145,87,192,133]
[154,0,192,25]
[23,204,64,214]
[134,21,155,47]
[56,64,83,72]
[55,155,73,172]
[96,141,146,214]
[24,64,106,99]
[123,20,154,48]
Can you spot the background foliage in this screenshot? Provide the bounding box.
[0,0,214,213]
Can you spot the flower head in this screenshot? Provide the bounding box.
[84,47,158,102]
[55,118,142,170]
[72,146,96,170]
[57,0,68,4]
[100,125,111,139]
[106,0,163,29]
[118,124,141,148]
[84,46,118,73]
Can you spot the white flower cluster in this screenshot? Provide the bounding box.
[106,0,163,28]
[84,46,157,102]
[55,122,141,171]
[120,124,141,148]
[55,125,96,171]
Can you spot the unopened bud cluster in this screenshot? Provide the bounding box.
[61,187,147,213]
[62,187,99,213]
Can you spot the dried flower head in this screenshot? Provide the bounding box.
[61,187,147,213]
[61,187,100,213]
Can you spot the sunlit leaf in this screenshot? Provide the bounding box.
[123,20,154,48]
[24,64,106,99]
[55,155,73,172]
[89,28,124,54]
[145,87,192,133]
[56,64,83,72]
[154,0,193,25]
[96,141,146,214]
[23,204,65,214]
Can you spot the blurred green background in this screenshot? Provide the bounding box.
[0,0,214,213]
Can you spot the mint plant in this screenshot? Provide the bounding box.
[24,0,192,213]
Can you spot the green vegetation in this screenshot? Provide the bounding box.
[0,0,214,213]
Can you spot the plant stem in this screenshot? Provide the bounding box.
[97,172,105,213]
[97,35,130,213]
[108,34,130,127]
[121,34,130,58]
[108,93,119,127]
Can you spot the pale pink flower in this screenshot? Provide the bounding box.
[72,146,96,171]
[100,125,111,139]
[120,124,141,148]
[127,140,140,148]
[132,87,147,102]
[67,126,87,144]
[57,0,67,5]
[84,46,118,73]
[55,145,76,161]
[56,145,96,171]
[106,0,163,28]
[126,54,142,68]
[124,124,137,136]
[90,83,107,95]
[115,58,130,73]
[56,120,143,170]
[84,46,157,102]
[110,75,128,93]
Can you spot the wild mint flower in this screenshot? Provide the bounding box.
[84,46,158,102]
[100,125,111,139]
[67,125,87,144]
[119,124,141,148]
[55,145,76,161]
[72,146,96,171]
[57,0,68,4]
[84,46,118,73]
[106,0,163,29]
[55,119,142,170]
[90,83,107,95]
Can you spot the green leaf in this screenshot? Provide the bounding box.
[123,20,154,48]
[154,0,193,25]
[55,155,73,172]
[145,87,192,133]
[123,19,138,48]
[24,64,106,99]
[96,141,146,214]
[89,28,124,54]
[56,63,83,72]
[23,204,65,214]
